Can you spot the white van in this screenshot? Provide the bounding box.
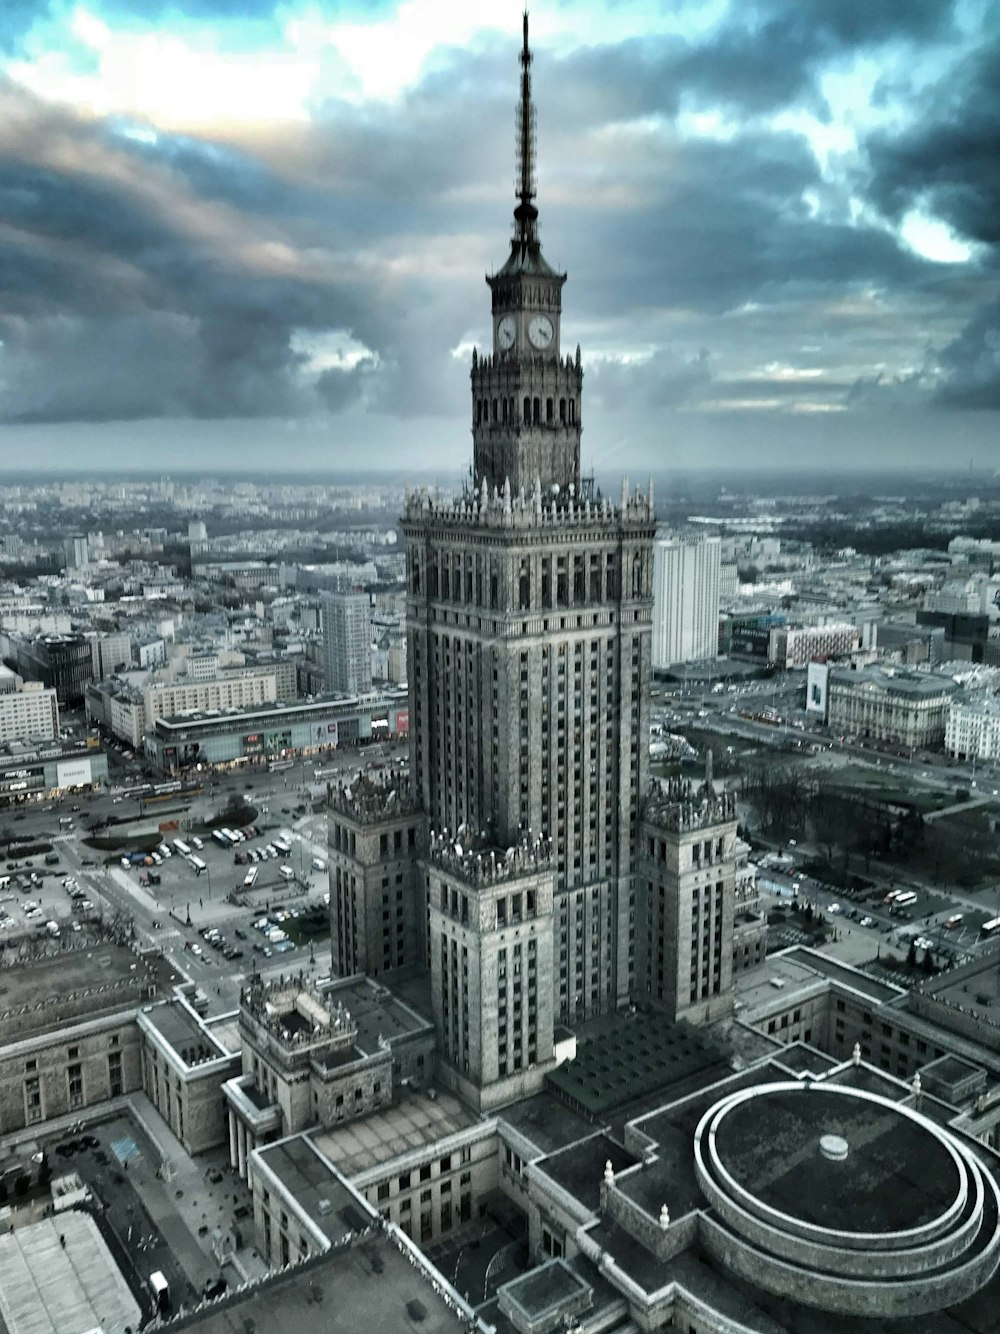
[279,865,295,881]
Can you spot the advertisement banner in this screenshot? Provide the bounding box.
[56,758,92,788]
[395,708,410,735]
[0,773,44,794]
[806,661,829,718]
[313,721,338,748]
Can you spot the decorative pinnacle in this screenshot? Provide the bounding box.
[514,10,539,248]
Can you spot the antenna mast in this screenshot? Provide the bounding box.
[513,11,539,251]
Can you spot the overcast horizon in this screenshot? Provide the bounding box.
[1,0,999,477]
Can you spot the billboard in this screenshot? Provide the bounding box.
[56,757,93,788]
[0,770,44,795]
[313,721,338,748]
[395,708,410,736]
[806,661,829,718]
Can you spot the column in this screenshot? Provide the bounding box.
[237,1121,247,1179]
[228,1110,238,1170]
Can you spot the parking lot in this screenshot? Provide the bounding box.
[0,861,104,946]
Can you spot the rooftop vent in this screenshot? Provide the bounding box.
[820,1133,848,1162]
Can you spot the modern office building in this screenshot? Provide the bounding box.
[651,535,721,667]
[145,690,409,773]
[321,591,372,697]
[10,634,94,706]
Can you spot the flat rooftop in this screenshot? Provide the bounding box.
[256,1137,369,1242]
[0,945,170,1044]
[534,1132,639,1215]
[0,1211,141,1334]
[546,1008,728,1117]
[735,947,903,1018]
[496,1091,597,1157]
[716,1084,958,1234]
[311,1088,475,1179]
[144,1001,230,1065]
[178,1230,471,1334]
[323,977,431,1057]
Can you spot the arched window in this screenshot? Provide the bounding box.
[632,554,642,598]
[546,397,554,424]
[559,397,566,424]
[492,398,498,422]
[476,400,482,425]
[568,399,575,424]
[533,397,541,424]
[523,396,531,422]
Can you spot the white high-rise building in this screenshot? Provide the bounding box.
[0,682,59,743]
[652,536,721,667]
[321,592,372,697]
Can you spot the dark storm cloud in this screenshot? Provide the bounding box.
[0,84,382,422]
[545,0,957,127]
[0,1,984,437]
[864,34,1000,409]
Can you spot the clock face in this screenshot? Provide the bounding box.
[528,314,554,349]
[496,315,516,351]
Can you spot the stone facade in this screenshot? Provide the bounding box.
[426,835,556,1110]
[639,777,738,1024]
[327,777,426,978]
[0,1011,142,1135]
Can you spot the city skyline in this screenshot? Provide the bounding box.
[1,0,998,476]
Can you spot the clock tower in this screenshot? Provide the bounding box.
[400,11,655,1109]
[472,13,583,499]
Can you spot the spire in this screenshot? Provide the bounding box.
[514,11,539,251]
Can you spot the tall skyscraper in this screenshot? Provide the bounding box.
[400,16,655,1108]
[63,534,89,571]
[321,592,372,697]
[651,535,721,667]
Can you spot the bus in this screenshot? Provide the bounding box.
[243,866,258,888]
[943,914,964,930]
[223,827,244,845]
[188,855,207,875]
[211,829,230,848]
[269,759,294,772]
[191,836,204,851]
[980,918,1000,939]
[273,837,291,856]
[173,839,191,857]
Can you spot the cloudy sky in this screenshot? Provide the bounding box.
[0,0,998,478]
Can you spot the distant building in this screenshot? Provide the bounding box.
[875,619,945,665]
[63,534,89,570]
[321,591,372,697]
[720,610,786,659]
[652,536,721,667]
[0,681,59,745]
[770,623,859,669]
[11,633,94,706]
[87,630,132,680]
[946,692,1000,762]
[827,664,958,748]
